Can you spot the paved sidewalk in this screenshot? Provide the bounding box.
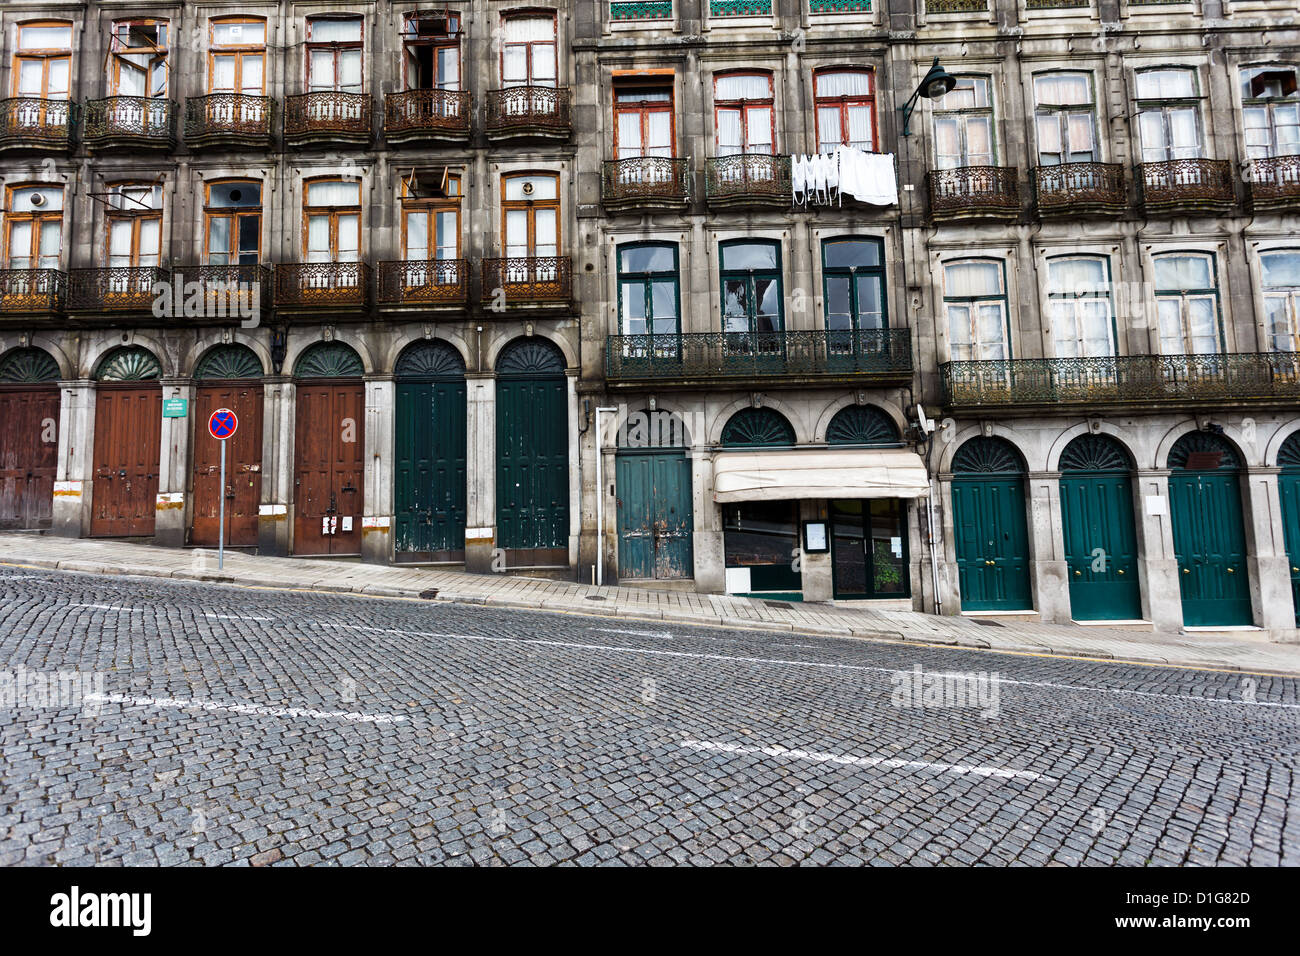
[2,531,1299,676]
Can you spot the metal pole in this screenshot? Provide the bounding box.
[219,437,226,570]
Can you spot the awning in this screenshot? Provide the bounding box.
[712,448,931,503]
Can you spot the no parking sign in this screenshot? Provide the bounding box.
[208,408,238,569]
[208,408,239,440]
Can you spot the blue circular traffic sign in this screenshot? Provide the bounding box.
[208,407,239,440]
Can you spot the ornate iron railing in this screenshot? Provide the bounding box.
[485,87,571,136]
[809,0,871,10]
[602,158,690,208]
[1140,158,1235,211]
[1034,162,1126,215]
[184,94,274,146]
[1025,0,1087,7]
[709,0,772,13]
[610,0,673,17]
[928,166,1019,218]
[1248,154,1300,210]
[274,262,370,308]
[285,92,371,141]
[0,98,73,150]
[383,89,471,140]
[187,265,273,314]
[0,269,66,313]
[82,97,175,148]
[606,330,913,385]
[705,154,791,206]
[940,354,1300,408]
[378,259,470,306]
[67,267,170,312]
[927,0,988,11]
[481,257,572,303]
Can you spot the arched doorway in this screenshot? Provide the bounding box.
[191,345,264,547]
[394,340,467,562]
[1058,434,1141,621]
[91,346,162,537]
[1279,432,1300,626]
[0,348,59,530]
[951,436,1031,611]
[292,342,364,556]
[1168,431,1251,626]
[496,338,568,567]
[615,409,693,581]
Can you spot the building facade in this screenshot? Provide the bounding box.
[1,1,1298,639]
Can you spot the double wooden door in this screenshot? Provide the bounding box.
[191,383,263,546]
[90,384,161,537]
[0,386,58,529]
[293,381,364,555]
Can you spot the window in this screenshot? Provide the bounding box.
[4,186,63,270]
[814,69,875,153]
[502,173,559,260]
[1261,251,1300,353]
[615,83,674,158]
[209,17,266,96]
[1154,253,1221,355]
[934,77,994,169]
[307,17,363,93]
[106,184,163,269]
[1047,256,1114,357]
[1135,68,1203,163]
[402,11,461,91]
[944,259,1008,361]
[1241,66,1300,160]
[720,240,782,340]
[714,73,774,155]
[1034,72,1097,165]
[109,19,169,97]
[502,15,557,88]
[617,243,679,345]
[402,173,462,261]
[204,182,261,266]
[13,21,71,100]
[822,237,886,347]
[304,179,361,264]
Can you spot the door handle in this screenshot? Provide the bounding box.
[1182,568,1190,574]
[1226,567,1234,573]
[1116,569,1124,575]
[1073,570,1081,576]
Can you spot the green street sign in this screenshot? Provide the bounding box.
[162,398,188,418]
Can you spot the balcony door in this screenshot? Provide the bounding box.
[502,173,558,285]
[1034,72,1097,165]
[618,243,679,361]
[109,20,169,98]
[1154,253,1222,356]
[307,17,363,93]
[1263,250,1300,353]
[823,237,885,367]
[210,18,265,96]
[721,240,782,364]
[304,179,360,292]
[401,174,462,290]
[1049,256,1115,358]
[814,69,876,154]
[934,76,994,170]
[403,12,461,92]
[1136,69,1203,163]
[715,72,773,156]
[945,259,1008,362]
[205,181,261,267]
[1242,67,1300,161]
[13,21,71,108]
[502,15,556,89]
[5,186,63,272]
[615,86,673,160]
[106,184,162,303]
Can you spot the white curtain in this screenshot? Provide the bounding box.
[405,211,428,260]
[306,215,330,262]
[716,74,770,100]
[716,109,742,154]
[1155,254,1213,291]
[310,19,361,43]
[945,261,1002,297]
[307,180,359,206]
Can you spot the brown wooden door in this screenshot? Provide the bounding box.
[0,386,59,529]
[191,383,263,546]
[293,381,364,555]
[91,384,162,536]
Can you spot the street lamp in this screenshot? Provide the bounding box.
[898,57,957,137]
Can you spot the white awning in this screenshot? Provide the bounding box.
[712,448,931,502]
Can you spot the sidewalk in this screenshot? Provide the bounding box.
[2,532,1299,676]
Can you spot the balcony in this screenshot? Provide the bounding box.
[1034,162,1126,217]
[285,92,371,147]
[67,267,170,314]
[605,329,913,389]
[378,259,470,309]
[83,97,175,151]
[485,87,571,142]
[0,98,73,152]
[481,257,572,307]
[0,269,66,316]
[1139,159,1236,215]
[184,95,274,149]
[1248,154,1300,213]
[187,265,273,317]
[274,262,370,311]
[602,158,691,213]
[383,89,470,146]
[705,154,791,209]
[610,1,674,17]
[928,166,1019,221]
[709,0,772,13]
[939,354,1300,414]
[926,0,987,11]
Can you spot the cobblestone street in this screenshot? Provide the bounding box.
[2,566,1297,866]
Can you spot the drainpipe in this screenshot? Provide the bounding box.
[594,406,619,586]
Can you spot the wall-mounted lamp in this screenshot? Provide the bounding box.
[898,57,957,137]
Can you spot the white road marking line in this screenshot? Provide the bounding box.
[70,603,138,612]
[681,739,1051,782]
[203,612,274,622]
[593,627,674,639]
[85,693,407,725]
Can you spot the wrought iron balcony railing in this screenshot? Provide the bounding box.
[928,166,1020,220]
[485,87,571,140]
[602,157,691,211]
[809,0,871,9]
[383,89,471,143]
[927,0,987,11]
[1034,162,1126,216]
[709,0,772,14]
[274,262,370,308]
[67,267,170,312]
[378,259,470,307]
[610,0,674,17]
[481,257,572,304]
[186,265,273,315]
[1140,158,1236,213]
[185,94,274,148]
[705,154,792,207]
[285,92,371,145]
[0,98,73,151]
[0,269,66,313]
[940,354,1300,410]
[1247,154,1300,212]
[83,97,175,150]
[606,329,913,387]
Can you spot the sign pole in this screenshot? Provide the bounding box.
[219,437,226,570]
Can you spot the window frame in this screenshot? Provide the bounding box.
[208,16,267,96]
[401,173,463,261]
[203,180,263,267]
[613,81,676,159]
[1134,66,1205,164]
[813,67,877,154]
[942,257,1011,361]
[12,20,73,99]
[719,238,784,336]
[616,241,681,343]
[1044,254,1118,358]
[1259,249,1300,353]
[305,15,364,93]
[301,177,362,262]
[820,236,888,333]
[500,171,560,259]
[932,74,996,169]
[108,18,170,98]
[1032,70,1099,166]
[1240,64,1300,161]
[401,10,462,92]
[1152,250,1225,355]
[500,12,558,89]
[713,70,776,155]
[104,182,164,268]
[3,183,64,271]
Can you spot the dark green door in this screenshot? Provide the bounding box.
[1279,433,1300,626]
[951,438,1031,611]
[616,450,693,580]
[1168,432,1252,627]
[1058,435,1142,621]
[394,342,467,561]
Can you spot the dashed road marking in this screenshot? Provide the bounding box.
[85,693,407,725]
[593,627,674,639]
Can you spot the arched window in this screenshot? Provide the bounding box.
[1153,252,1221,355]
[721,407,795,446]
[814,69,875,153]
[825,405,898,445]
[1262,250,1300,353]
[943,259,1007,361]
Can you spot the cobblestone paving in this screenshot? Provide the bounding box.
[1,566,1297,866]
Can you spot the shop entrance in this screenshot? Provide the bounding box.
[830,499,909,599]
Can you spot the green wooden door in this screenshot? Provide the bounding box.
[1058,435,1142,621]
[616,450,693,580]
[1168,433,1252,627]
[1279,433,1300,626]
[951,438,1031,611]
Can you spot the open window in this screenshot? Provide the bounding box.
[109,19,169,97]
[402,9,462,91]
